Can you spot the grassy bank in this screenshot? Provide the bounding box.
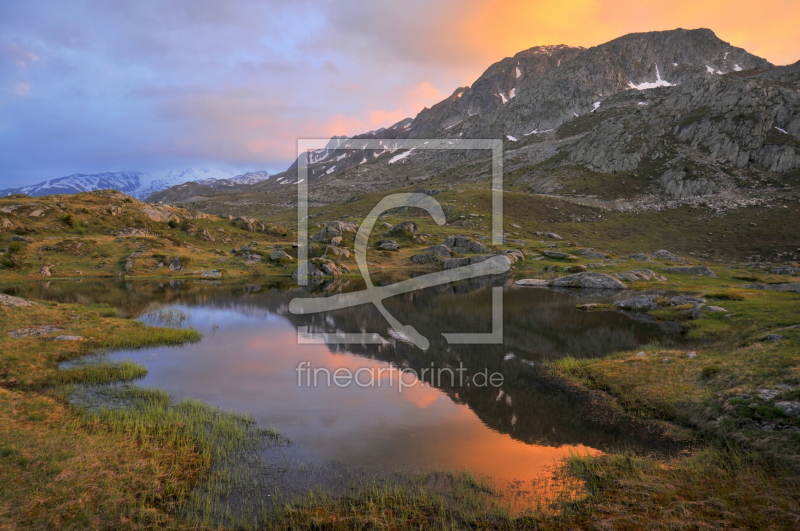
[0,296,268,529]
[542,284,800,529]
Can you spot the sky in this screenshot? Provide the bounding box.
[2,0,800,186]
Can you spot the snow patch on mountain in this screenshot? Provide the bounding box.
[628,65,674,90]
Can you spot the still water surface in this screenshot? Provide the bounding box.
[6,277,685,490]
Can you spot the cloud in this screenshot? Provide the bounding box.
[1,0,799,186]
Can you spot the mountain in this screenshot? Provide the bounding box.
[146,171,273,203]
[0,172,144,198]
[246,28,774,199]
[0,168,270,200]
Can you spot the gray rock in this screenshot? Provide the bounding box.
[40,265,52,277]
[775,401,800,417]
[663,266,717,277]
[426,244,452,258]
[613,294,660,311]
[652,250,686,263]
[706,305,728,312]
[199,228,216,242]
[269,250,294,261]
[377,239,400,251]
[533,231,563,240]
[330,236,343,247]
[669,295,706,306]
[544,265,560,273]
[470,240,490,253]
[200,270,222,279]
[328,246,351,258]
[742,283,800,293]
[762,334,785,342]
[385,220,419,237]
[515,279,548,287]
[615,269,667,282]
[169,257,183,271]
[292,265,324,282]
[548,272,626,290]
[7,325,64,338]
[770,267,797,275]
[443,257,471,269]
[578,248,609,259]
[54,335,84,341]
[687,351,697,359]
[627,253,651,261]
[311,220,358,242]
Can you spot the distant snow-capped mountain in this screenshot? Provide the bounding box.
[0,168,271,200]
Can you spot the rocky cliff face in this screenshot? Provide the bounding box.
[167,28,799,212]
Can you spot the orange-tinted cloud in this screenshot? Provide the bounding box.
[453,0,800,79]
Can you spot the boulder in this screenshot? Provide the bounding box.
[426,244,452,258]
[199,228,216,242]
[669,295,706,306]
[292,265,324,282]
[141,206,172,223]
[0,294,37,307]
[169,256,184,271]
[330,236,343,246]
[377,239,399,251]
[114,227,155,238]
[775,401,800,417]
[515,278,548,287]
[663,266,717,277]
[7,325,64,338]
[385,220,419,237]
[762,334,785,342]
[770,267,797,275]
[470,240,490,253]
[327,246,350,258]
[614,295,660,311]
[40,265,52,277]
[269,250,293,261]
[615,269,667,282]
[443,257,471,269]
[548,272,626,290]
[578,249,609,259]
[243,253,262,264]
[0,218,13,230]
[543,250,575,259]
[533,231,562,240]
[497,249,524,264]
[627,253,651,261]
[742,283,800,293]
[200,270,223,279]
[54,335,84,341]
[318,260,342,278]
[311,220,358,242]
[706,305,728,312]
[652,250,687,263]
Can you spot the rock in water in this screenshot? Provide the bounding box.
[548,272,626,290]
[613,295,660,310]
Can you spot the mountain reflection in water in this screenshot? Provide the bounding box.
[4,276,685,487]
